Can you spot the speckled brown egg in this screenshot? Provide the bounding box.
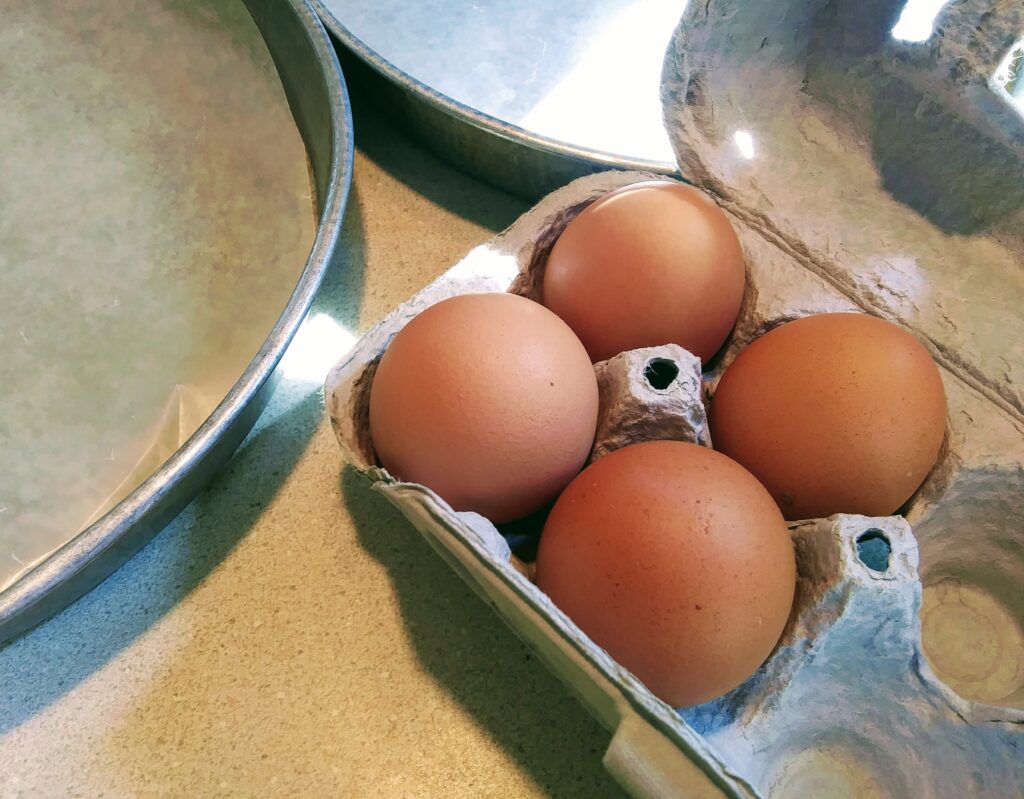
[542,181,746,364]
[368,292,599,524]
[535,440,796,707]
[709,313,948,521]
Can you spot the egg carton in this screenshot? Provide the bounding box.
[326,168,1023,797]
[326,3,1024,796]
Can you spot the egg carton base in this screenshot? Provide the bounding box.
[326,170,1024,798]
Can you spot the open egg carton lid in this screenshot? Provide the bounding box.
[663,0,1024,421]
[326,3,1024,797]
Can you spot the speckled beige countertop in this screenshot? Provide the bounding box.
[0,102,628,799]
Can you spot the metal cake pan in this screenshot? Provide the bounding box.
[0,0,354,643]
[312,0,680,200]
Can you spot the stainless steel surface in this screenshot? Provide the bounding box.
[314,0,681,199]
[0,0,353,643]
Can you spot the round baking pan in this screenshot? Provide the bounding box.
[0,0,353,643]
[313,0,680,200]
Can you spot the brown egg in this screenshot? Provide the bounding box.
[535,440,796,707]
[709,313,948,520]
[368,292,599,523]
[542,181,746,363]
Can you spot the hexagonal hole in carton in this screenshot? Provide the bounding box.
[855,529,891,573]
[643,357,680,390]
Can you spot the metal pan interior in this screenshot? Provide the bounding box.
[0,0,352,641]
[313,0,681,199]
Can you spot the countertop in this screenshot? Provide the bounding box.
[0,100,628,798]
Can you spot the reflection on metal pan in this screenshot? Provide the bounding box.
[313,0,681,199]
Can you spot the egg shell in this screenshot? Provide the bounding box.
[536,441,796,708]
[326,167,1024,799]
[542,181,746,364]
[368,292,599,524]
[709,313,948,520]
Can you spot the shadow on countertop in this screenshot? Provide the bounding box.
[339,103,623,796]
[348,88,529,231]
[0,193,370,736]
[341,467,627,799]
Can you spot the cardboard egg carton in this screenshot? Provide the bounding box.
[326,171,1022,798]
[327,2,1024,795]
